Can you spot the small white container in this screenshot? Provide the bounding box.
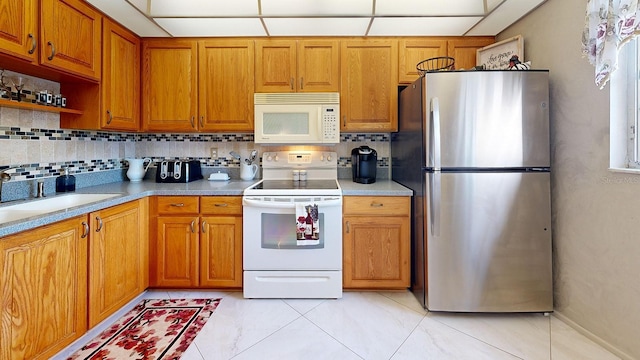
[299,170,307,181]
[293,170,300,181]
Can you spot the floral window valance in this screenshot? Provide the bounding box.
[582,0,640,89]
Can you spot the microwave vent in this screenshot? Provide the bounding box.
[254,92,339,105]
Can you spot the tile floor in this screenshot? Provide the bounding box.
[53,290,621,360]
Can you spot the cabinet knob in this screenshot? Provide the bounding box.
[199,116,204,128]
[345,221,350,233]
[290,78,294,90]
[190,219,196,233]
[370,203,384,207]
[190,116,195,128]
[106,110,113,125]
[300,77,304,90]
[170,203,185,207]
[214,203,228,207]
[201,220,207,233]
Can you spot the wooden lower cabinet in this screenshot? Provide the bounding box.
[88,199,148,327]
[343,196,410,289]
[151,196,242,288]
[0,216,88,360]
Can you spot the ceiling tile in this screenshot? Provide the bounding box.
[150,0,259,16]
[486,0,503,12]
[126,0,148,13]
[87,0,168,37]
[154,18,266,36]
[261,0,373,16]
[264,18,370,36]
[375,0,485,16]
[368,17,482,36]
[467,0,545,35]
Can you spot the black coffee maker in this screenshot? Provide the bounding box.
[351,146,377,184]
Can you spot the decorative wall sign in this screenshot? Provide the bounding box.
[476,35,524,70]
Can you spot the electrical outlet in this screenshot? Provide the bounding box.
[210,147,218,159]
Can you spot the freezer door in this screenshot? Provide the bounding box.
[425,71,550,168]
[425,171,552,312]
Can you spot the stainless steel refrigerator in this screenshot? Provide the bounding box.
[391,71,553,312]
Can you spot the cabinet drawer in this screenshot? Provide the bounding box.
[201,196,242,215]
[156,196,199,214]
[343,196,410,216]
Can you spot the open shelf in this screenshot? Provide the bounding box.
[0,98,82,115]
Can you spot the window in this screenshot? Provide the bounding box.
[609,39,640,171]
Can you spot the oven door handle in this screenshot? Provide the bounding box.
[243,198,342,209]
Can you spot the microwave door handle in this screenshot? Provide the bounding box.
[243,198,342,209]
[318,107,323,137]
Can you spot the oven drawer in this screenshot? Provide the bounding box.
[201,196,242,215]
[156,196,199,214]
[343,196,410,216]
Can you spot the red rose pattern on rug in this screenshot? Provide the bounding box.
[68,298,221,360]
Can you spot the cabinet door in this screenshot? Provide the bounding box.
[255,40,297,92]
[199,40,254,132]
[0,0,38,62]
[101,19,140,131]
[155,216,199,287]
[297,40,340,92]
[399,39,447,84]
[40,0,101,81]
[88,200,146,328]
[142,39,198,132]
[447,37,495,70]
[341,40,398,132]
[200,215,243,288]
[0,217,87,360]
[343,216,410,289]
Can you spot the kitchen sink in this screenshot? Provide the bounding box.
[0,193,120,224]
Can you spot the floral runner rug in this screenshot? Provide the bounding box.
[68,298,221,360]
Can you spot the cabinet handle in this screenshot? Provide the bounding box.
[106,110,113,124]
[81,221,89,238]
[370,203,384,207]
[214,203,228,207]
[346,221,350,234]
[95,216,103,232]
[201,220,207,233]
[300,77,304,89]
[28,33,36,54]
[290,78,294,90]
[190,219,196,233]
[343,115,346,127]
[199,116,204,128]
[170,203,184,207]
[190,116,195,128]
[47,41,56,60]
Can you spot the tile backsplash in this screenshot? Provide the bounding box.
[0,72,390,200]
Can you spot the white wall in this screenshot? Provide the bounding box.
[500,0,640,358]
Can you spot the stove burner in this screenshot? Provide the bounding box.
[253,180,339,190]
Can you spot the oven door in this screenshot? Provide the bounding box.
[243,195,342,270]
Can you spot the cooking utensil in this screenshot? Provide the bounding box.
[249,150,257,164]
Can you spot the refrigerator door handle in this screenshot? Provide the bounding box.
[431,171,441,236]
[431,97,441,171]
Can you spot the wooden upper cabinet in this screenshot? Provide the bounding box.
[142,39,198,132]
[341,39,398,132]
[447,37,495,70]
[255,39,339,92]
[0,0,38,62]
[297,40,340,92]
[399,39,447,84]
[40,0,102,81]
[199,40,254,132]
[101,19,140,131]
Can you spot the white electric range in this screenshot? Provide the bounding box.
[242,151,343,298]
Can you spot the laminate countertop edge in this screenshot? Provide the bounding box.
[0,179,412,238]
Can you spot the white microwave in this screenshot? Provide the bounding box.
[254,92,340,144]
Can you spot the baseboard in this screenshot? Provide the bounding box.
[553,311,633,360]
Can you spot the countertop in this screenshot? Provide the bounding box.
[0,179,411,238]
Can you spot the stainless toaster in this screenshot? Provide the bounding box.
[155,160,203,183]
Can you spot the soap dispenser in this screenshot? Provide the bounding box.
[56,167,76,192]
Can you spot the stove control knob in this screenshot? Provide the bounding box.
[274,155,279,161]
[320,155,324,161]
[266,155,273,161]
[327,155,332,161]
